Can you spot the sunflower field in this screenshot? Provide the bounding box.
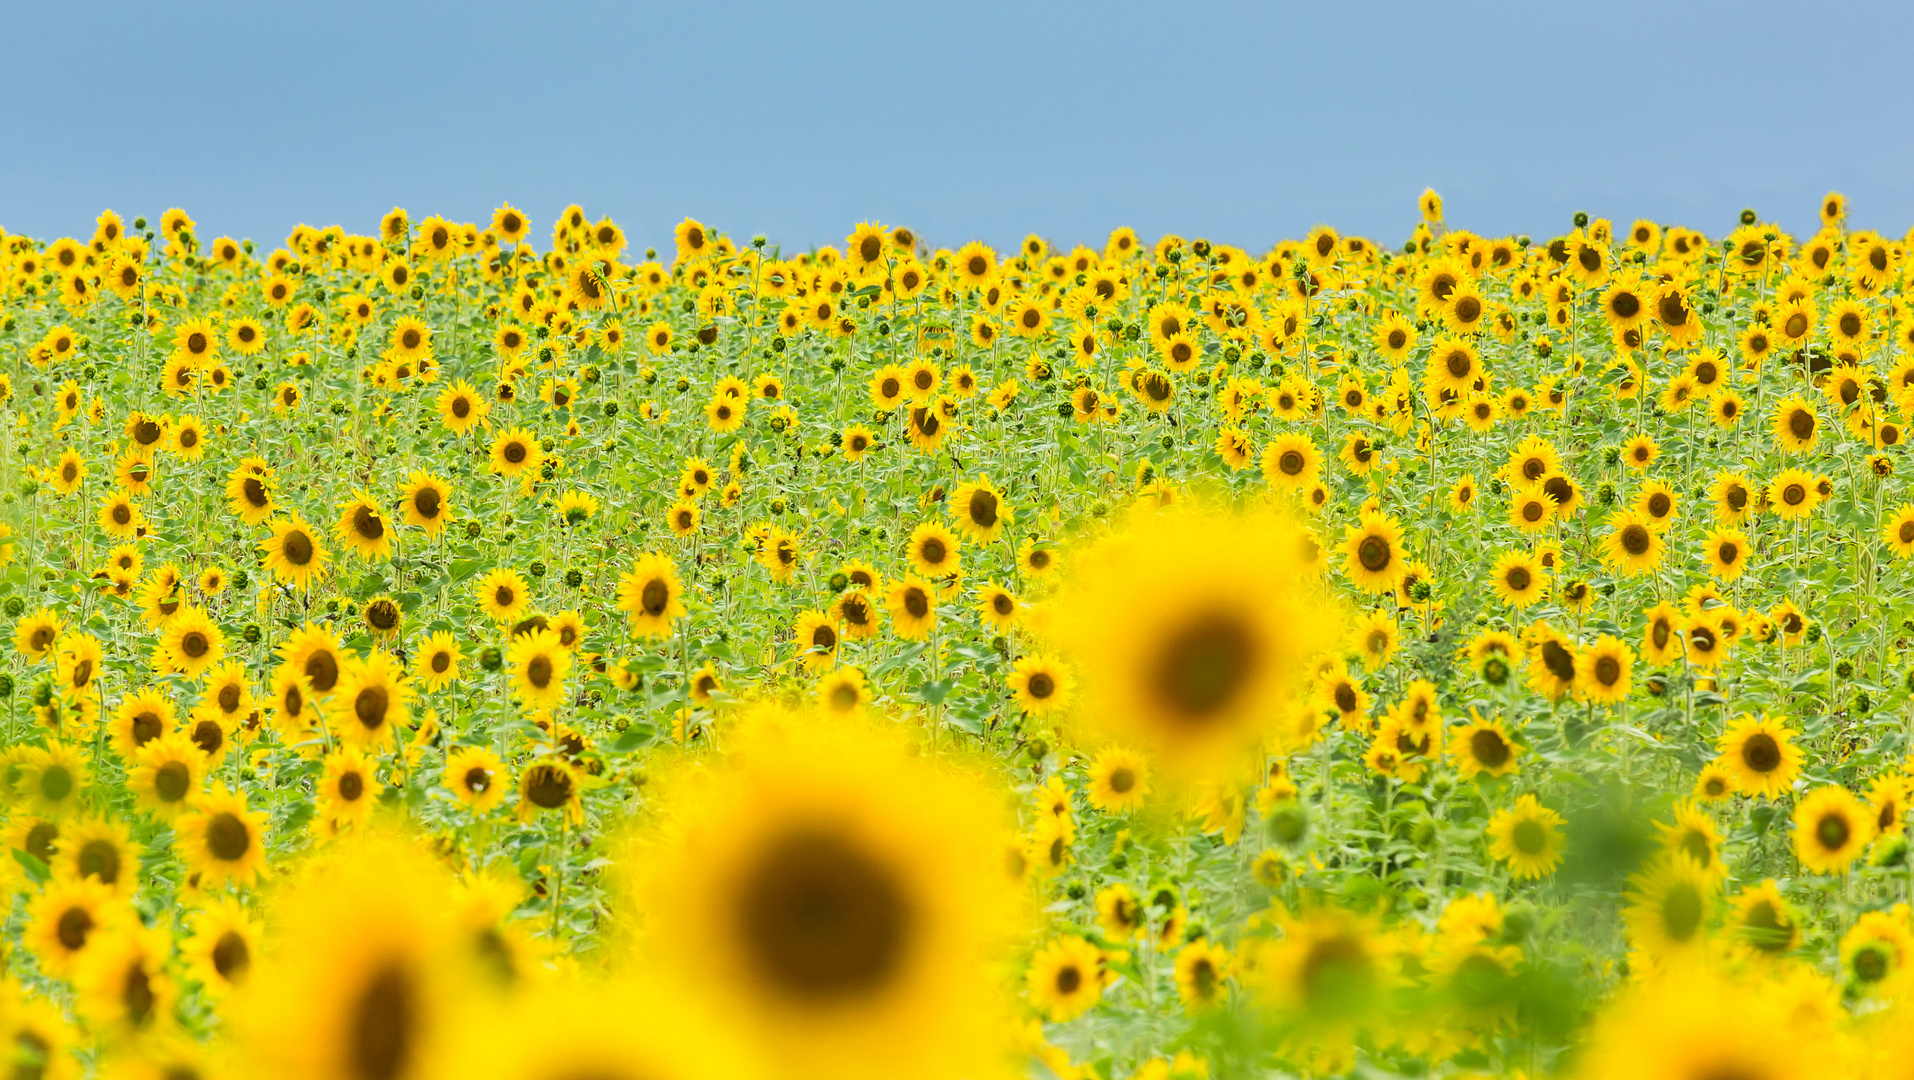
[0,192,1912,1080]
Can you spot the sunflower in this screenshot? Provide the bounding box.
[617,553,686,638]
[639,501,686,540]
[1028,936,1107,1022]
[1055,508,1335,775]
[1600,510,1663,575]
[1018,538,1057,578]
[885,576,938,640]
[1346,609,1396,673]
[159,606,224,681]
[317,745,382,828]
[177,785,267,887]
[1773,298,1816,346]
[443,745,506,813]
[757,526,802,581]
[1074,749,1148,817]
[947,476,1011,543]
[1008,655,1074,717]
[127,731,205,820]
[335,651,412,747]
[107,685,174,761]
[1575,635,1633,705]
[1507,483,1556,534]
[1793,785,1873,874]
[96,489,144,538]
[180,897,259,997]
[1870,772,1907,837]
[1621,857,1711,957]
[1684,609,1732,669]
[1612,435,1658,474]
[1768,467,1820,519]
[47,449,86,495]
[1771,395,1819,452]
[260,514,329,587]
[792,610,840,672]
[1880,504,1914,560]
[633,721,1014,1080]
[554,490,598,529]
[840,562,886,595]
[1842,910,1913,995]
[238,835,464,1080]
[900,522,958,580]
[507,628,570,713]
[476,568,531,623]
[1086,884,1143,946]
[1716,713,1802,798]
[815,666,872,717]
[1249,905,1386,1070]
[1261,433,1321,490]
[53,816,138,896]
[436,380,489,434]
[171,315,218,364]
[1630,480,1677,532]
[906,402,950,450]
[832,589,882,641]
[274,624,345,703]
[224,463,276,524]
[489,426,542,477]
[1372,310,1417,358]
[706,393,746,433]
[1726,880,1800,958]
[1447,714,1519,780]
[265,667,323,745]
[13,607,62,665]
[1524,624,1578,702]
[379,477,450,542]
[410,631,463,693]
[841,425,875,462]
[18,741,88,816]
[25,874,120,978]
[1489,550,1547,608]
[1341,508,1406,593]
[1425,338,1480,393]
[1628,604,1680,671]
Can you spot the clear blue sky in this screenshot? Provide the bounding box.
[4,1,1911,254]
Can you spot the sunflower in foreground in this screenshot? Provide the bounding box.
[1053,507,1337,776]
[1577,969,1814,1080]
[236,835,466,1080]
[436,979,746,1080]
[630,715,1017,1080]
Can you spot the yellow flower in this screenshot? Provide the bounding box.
[1793,785,1874,874]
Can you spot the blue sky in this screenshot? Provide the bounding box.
[4,1,1911,254]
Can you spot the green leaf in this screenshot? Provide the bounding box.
[11,849,49,885]
[610,724,655,753]
[280,800,316,835]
